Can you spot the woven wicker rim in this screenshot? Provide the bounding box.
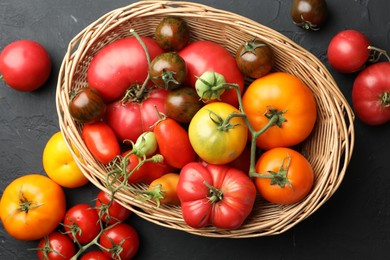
[56,0,355,238]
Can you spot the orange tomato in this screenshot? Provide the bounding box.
[254,147,314,204]
[0,174,66,240]
[242,72,317,150]
[148,173,180,205]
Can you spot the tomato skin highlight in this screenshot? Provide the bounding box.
[255,147,314,204]
[352,62,390,125]
[0,174,66,241]
[82,122,121,164]
[0,39,51,91]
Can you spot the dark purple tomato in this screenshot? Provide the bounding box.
[155,16,190,51]
[149,52,187,90]
[165,86,204,124]
[235,39,274,79]
[68,87,106,124]
[291,0,328,30]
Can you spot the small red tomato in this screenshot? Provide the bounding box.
[37,232,76,260]
[95,190,131,225]
[291,0,328,30]
[0,40,51,91]
[155,16,190,51]
[80,251,111,260]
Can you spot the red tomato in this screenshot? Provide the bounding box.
[154,116,196,169]
[178,40,244,107]
[82,122,121,164]
[80,251,111,260]
[327,30,371,73]
[177,162,257,229]
[87,36,164,102]
[96,190,131,225]
[63,204,101,244]
[0,40,51,91]
[99,223,139,260]
[255,147,314,204]
[105,88,169,143]
[37,232,76,260]
[352,62,390,125]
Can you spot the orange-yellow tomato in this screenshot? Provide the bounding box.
[43,131,89,188]
[254,147,314,204]
[148,173,180,205]
[0,174,66,240]
[242,72,317,150]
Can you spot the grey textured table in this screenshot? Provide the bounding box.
[1,0,390,259]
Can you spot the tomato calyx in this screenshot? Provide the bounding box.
[254,155,293,189]
[203,181,223,204]
[294,15,320,31]
[264,107,287,128]
[380,92,390,108]
[207,108,245,132]
[17,191,42,214]
[239,38,267,56]
[32,235,66,259]
[154,68,181,89]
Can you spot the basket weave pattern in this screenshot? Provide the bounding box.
[56,1,354,238]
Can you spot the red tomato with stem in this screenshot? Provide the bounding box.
[95,190,131,225]
[82,121,121,164]
[178,40,244,107]
[87,36,164,102]
[80,251,111,260]
[37,232,76,260]
[63,204,101,245]
[99,223,139,260]
[154,115,196,169]
[352,62,390,125]
[177,162,257,229]
[105,88,169,143]
[0,40,51,91]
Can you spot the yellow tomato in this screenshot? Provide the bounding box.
[42,131,88,188]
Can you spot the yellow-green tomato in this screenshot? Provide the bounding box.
[43,131,89,188]
[189,102,248,165]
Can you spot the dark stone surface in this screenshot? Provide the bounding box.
[1,0,390,259]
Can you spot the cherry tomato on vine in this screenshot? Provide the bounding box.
[80,251,111,260]
[148,173,180,205]
[235,38,274,78]
[37,232,76,260]
[189,102,248,165]
[165,86,204,123]
[149,52,187,89]
[99,223,139,260]
[155,16,190,51]
[68,87,106,124]
[352,62,390,125]
[291,0,328,30]
[95,190,131,225]
[0,174,66,241]
[254,147,314,204]
[242,72,317,150]
[63,204,100,244]
[327,30,371,73]
[0,40,51,91]
[82,121,121,164]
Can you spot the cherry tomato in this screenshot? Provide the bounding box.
[68,87,106,124]
[82,122,121,164]
[105,88,169,143]
[87,36,163,102]
[63,204,100,244]
[235,38,274,78]
[148,173,180,205]
[99,223,139,260]
[327,30,371,73]
[96,190,131,225]
[165,86,204,124]
[242,72,317,150]
[291,0,328,30]
[149,52,187,90]
[0,40,51,91]
[189,102,248,165]
[154,115,197,169]
[37,232,76,260]
[254,147,314,204]
[155,16,190,51]
[43,131,89,188]
[178,40,244,107]
[352,62,390,125]
[80,251,111,260]
[0,174,66,241]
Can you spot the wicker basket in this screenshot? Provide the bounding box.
[56,0,354,238]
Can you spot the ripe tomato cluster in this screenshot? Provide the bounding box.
[67,16,318,231]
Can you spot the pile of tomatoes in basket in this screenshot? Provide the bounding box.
[68,16,319,231]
